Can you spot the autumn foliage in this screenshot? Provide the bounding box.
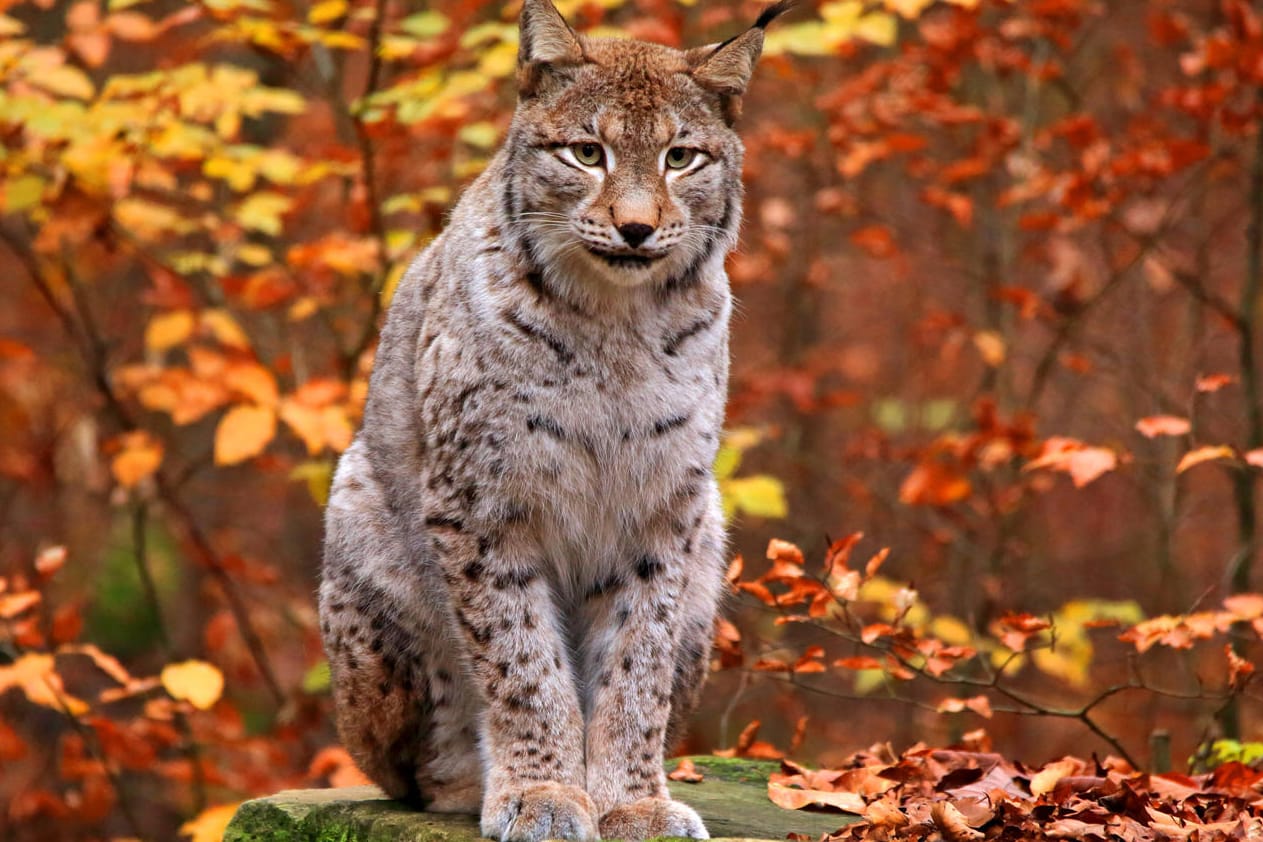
[6,0,1263,838]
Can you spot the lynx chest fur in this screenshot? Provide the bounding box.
[401,208,732,593]
[319,3,790,841]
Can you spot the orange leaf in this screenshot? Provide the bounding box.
[823,533,862,577]
[1196,373,1235,393]
[0,592,40,619]
[833,656,883,670]
[180,803,241,842]
[0,653,89,715]
[110,431,164,488]
[35,546,67,578]
[865,548,890,579]
[62,644,133,686]
[214,405,276,466]
[1227,645,1255,689]
[849,225,896,258]
[279,400,352,455]
[1176,445,1235,474]
[144,310,195,353]
[899,461,971,506]
[1135,415,1191,438]
[668,757,705,783]
[936,694,993,719]
[766,539,804,566]
[1024,437,1117,487]
[223,362,279,406]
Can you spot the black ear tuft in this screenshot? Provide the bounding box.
[688,0,796,110]
[754,0,797,31]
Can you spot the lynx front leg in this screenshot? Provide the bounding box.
[428,521,597,842]
[583,493,726,840]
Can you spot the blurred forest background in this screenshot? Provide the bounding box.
[5,0,1263,838]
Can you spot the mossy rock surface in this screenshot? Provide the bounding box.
[225,756,856,842]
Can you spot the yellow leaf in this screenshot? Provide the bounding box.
[854,11,897,46]
[379,262,407,307]
[180,802,242,842]
[111,431,164,488]
[200,309,251,350]
[35,65,96,100]
[236,243,273,266]
[235,192,292,236]
[3,175,45,213]
[722,475,788,520]
[1176,445,1235,474]
[115,198,195,239]
[399,10,448,38]
[214,404,276,465]
[458,121,499,149]
[145,310,195,353]
[290,460,333,506]
[307,0,346,24]
[0,14,26,35]
[203,155,258,191]
[161,660,224,710]
[884,0,933,18]
[315,29,365,49]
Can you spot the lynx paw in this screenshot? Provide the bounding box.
[481,782,600,842]
[599,797,709,840]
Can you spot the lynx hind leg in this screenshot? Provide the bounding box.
[666,506,728,754]
[320,442,483,812]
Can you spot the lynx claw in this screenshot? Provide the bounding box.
[599,797,709,840]
[482,782,600,842]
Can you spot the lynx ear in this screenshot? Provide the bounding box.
[689,0,794,107]
[515,0,583,89]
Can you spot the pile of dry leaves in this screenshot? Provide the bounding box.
[765,732,1263,841]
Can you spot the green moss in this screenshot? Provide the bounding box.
[225,758,856,842]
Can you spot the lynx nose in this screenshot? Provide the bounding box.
[617,222,655,248]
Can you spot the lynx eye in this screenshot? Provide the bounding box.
[665,147,697,170]
[570,142,604,167]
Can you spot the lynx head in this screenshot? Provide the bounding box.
[501,0,791,291]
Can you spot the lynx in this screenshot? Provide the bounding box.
[318,2,789,839]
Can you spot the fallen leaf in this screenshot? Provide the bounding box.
[768,779,866,813]
[930,800,984,840]
[1030,757,1083,797]
[668,757,704,783]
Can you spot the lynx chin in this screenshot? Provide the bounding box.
[318,1,790,839]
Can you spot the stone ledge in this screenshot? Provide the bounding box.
[225,757,855,841]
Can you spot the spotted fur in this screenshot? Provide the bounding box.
[318,2,787,839]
